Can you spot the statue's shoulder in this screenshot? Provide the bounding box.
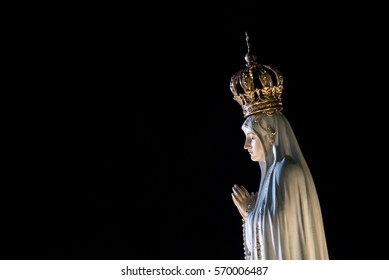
[276,156,303,185]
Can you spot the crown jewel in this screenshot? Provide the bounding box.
[230,32,284,117]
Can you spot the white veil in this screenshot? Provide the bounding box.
[242,112,329,260]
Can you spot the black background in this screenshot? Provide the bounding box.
[2,2,388,260]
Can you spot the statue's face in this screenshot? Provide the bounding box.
[242,126,265,162]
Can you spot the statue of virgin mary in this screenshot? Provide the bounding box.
[230,33,329,260]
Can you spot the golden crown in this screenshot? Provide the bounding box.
[230,33,284,117]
